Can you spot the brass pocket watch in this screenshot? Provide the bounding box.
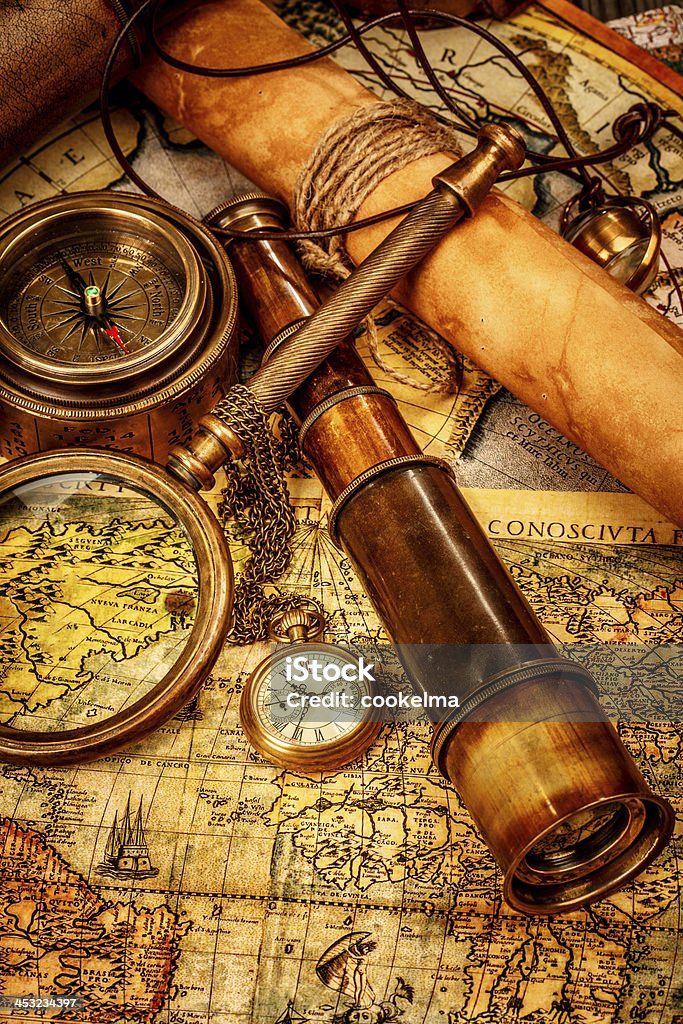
[240,604,383,771]
[0,191,238,461]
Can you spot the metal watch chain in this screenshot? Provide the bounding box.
[214,385,319,644]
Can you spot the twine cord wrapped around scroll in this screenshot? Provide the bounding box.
[293,98,464,393]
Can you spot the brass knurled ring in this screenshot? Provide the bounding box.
[204,193,288,236]
[328,454,453,547]
[298,385,397,447]
[430,657,599,778]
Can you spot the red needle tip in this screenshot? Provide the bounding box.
[105,324,129,354]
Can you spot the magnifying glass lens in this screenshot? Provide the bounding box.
[0,472,199,732]
[605,237,650,284]
[0,449,232,766]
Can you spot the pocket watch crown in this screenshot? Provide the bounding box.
[268,603,325,643]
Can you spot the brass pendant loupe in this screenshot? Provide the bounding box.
[561,185,662,294]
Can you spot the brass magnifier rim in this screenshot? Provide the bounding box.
[0,448,233,765]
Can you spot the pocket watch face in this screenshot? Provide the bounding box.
[240,642,382,772]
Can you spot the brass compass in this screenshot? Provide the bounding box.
[0,192,238,461]
[240,604,383,772]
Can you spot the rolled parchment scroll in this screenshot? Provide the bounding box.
[133,0,683,524]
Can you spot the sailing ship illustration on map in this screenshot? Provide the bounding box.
[96,795,158,879]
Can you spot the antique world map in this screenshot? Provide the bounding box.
[0,2,681,1023]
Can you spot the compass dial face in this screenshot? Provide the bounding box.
[3,234,185,365]
[0,199,206,383]
[241,642,382,772]
[0,192,238,461]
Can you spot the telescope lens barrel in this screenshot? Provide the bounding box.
[431,675,673,913]
[337,468,674,914]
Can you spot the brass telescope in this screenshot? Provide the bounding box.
[171,127,673,914]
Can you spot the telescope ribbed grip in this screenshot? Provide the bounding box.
[247,186,464,413]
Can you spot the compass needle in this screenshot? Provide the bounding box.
[58,251,88,296]
[101,322,129,355]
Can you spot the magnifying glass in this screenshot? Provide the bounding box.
[0,449,232,764]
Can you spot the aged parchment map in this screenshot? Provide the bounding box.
[608,5,683,74]
[0,3,681,1023]
[1,480,681,1023]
